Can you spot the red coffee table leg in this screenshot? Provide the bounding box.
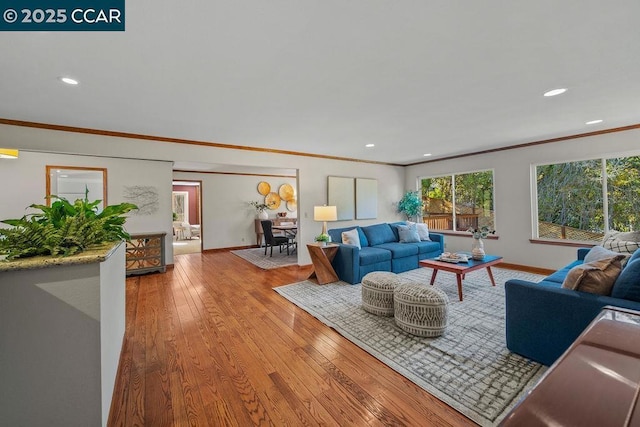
[486,267,496,286]
[430,269,438,286]
[456,274,464,301]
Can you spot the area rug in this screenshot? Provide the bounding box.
[231,247,298,269]
[274,267,547,426]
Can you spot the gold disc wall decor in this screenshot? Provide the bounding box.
[278,183,294,201]
[286,199,297,212]
[257,181,271,195]
[265,192,281,209]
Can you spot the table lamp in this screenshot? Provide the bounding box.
[314,205,337,236]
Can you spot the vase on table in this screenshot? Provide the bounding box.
[258,210,268,220]
[471,237,485,260]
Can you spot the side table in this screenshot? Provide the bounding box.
[306,243,339,284]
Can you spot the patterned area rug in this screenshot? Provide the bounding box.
[274,267,547,426]
[231,247,298,269]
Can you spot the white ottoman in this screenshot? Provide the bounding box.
[394,282,449,337]
[361,272,403,316]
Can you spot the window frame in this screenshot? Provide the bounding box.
[418,167,497,235]
[531,151,640,244]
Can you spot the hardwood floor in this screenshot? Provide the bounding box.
[108,251,477,426]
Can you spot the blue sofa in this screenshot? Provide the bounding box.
[326,222,444,285]
[505,248,640,366]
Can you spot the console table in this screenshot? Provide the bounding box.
[500,306,640,426]
[125,232,166,275]
[306,243,339,284]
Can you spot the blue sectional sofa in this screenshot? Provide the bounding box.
[326,222,444,285]
[505,248,640,366]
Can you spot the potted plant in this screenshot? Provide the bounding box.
[314,233,331,245]
[0,190,137,260]
[250,200,273,219]
[397,190,424,222]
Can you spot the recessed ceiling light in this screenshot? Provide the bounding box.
[60,77,79,85]
[543,88,567,97]
[365,144,375,148]
[423,153,432,157]
[585,119,603,125]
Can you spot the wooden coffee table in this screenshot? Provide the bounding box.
[419,254,503,301]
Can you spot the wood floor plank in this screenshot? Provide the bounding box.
[109,251,477,426]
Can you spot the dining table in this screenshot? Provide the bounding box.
[272,224,298,253]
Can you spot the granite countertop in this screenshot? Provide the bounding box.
[0,241,123,272]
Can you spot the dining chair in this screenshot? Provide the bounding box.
[261,220,290,256]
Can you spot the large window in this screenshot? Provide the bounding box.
[535,155,640,242]
[420,170,495,232]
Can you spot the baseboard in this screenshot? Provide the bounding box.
[203,245,259,253]
[498,262,554,276]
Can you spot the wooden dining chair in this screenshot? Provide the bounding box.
[261,220,290,256]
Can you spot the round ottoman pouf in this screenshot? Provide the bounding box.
[361,272,403,316]
[393,282,449,337]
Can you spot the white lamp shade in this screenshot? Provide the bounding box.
[314,206,337,222]
[0,148,18,159]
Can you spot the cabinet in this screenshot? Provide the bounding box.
[254,217,297,246]
[126,232,166,275]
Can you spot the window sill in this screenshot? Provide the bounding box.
[529,239,596,248]
[432,230,499,240]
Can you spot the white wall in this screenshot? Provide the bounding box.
[0,123,406,265]
[405,128,640,270]
[173,171,298,249]
[0,150,174,262]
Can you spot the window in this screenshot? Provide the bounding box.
[420,170,495,232]
[535,155,640,242]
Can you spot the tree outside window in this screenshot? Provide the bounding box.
[420,170,494,232]
[535,155,640,241]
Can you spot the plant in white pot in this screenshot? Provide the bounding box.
[250,201,273,220]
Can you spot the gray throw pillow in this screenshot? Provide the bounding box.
[398,224,421,243]
[584,245,625,264]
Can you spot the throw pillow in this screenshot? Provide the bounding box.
[342,228,361,249]
[561,255,625,295]
[406,221,431,241]
[397,224,421,243]
[611,258,640,302]
[584,245,624,264]
[602,230,640,256]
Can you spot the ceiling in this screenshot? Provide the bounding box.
[2,1,640,165]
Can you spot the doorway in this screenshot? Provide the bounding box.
[172,180,202,255]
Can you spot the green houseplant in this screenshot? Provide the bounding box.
[314,233,331,245]
[397,190,424,221]
[0,190,137,260]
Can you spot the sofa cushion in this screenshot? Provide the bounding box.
[561,256,625,295]
[611,258,640,302]
[341,228,361,249]
[358,246,392,266]
[544,260,583,284]
[375,242,419,258]
[397,224,420,243]
[362,223,397,246]
[406,240,442,254]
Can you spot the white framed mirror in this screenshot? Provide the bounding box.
[46,165,107,211]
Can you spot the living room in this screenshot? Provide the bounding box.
[2,2,640,425]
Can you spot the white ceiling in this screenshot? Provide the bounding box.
[2,1,640,165]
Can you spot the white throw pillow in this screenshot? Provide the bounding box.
[406,221,430,241]
[584,245,625,264]
[602,231,640,256]
[342,228,361,249]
